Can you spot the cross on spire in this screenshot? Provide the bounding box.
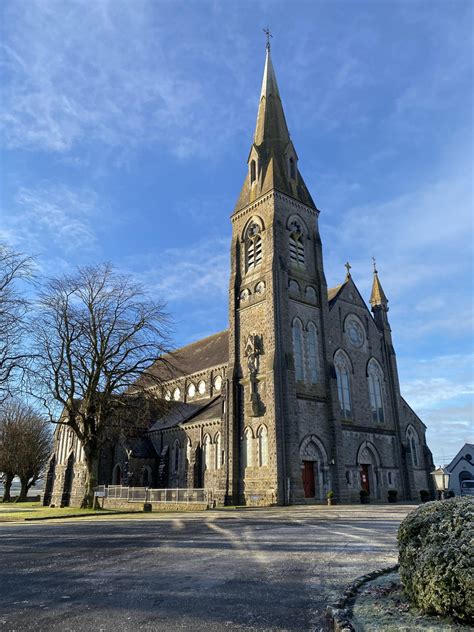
[345,261,352,278]
[263,27,273,51]
[372,256,378,274]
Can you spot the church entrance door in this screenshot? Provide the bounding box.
[302,461,316,498]
[360,464,370,493]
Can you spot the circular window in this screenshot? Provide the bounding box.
[346,319,364,348]
[214,375,222,391]
[187,383,196,398]
[198,380,206,395]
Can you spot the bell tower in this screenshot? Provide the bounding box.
[225,43,338,505]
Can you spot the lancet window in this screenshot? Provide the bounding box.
[367,359,384,423]
[406,427,420,467]
[292,319,304,382]
[257,426,268,467]
[335,351,352,419]
[307,323,319,384]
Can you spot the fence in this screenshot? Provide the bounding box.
[94,485,210,506]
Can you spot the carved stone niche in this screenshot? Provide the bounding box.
[244,333,265,417]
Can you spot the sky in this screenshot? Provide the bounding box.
[1,0,472,466]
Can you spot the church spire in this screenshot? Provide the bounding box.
[233,42,316,213]
[369,258,389,309]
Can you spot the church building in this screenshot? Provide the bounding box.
[46,45,434,507]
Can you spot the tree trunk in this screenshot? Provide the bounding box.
[16,476,30,503]
[2,472,14,502]
[81,438,100,509]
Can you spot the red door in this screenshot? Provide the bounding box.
[360,465,370,493]
[302,461,315,498]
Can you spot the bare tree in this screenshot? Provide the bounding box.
[0,245,33,401]
[31,264,171,507]
[0,400,52,502]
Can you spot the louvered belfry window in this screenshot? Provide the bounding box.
[289,220,305,266]
[246,222,263,270]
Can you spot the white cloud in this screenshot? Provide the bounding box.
[2,183,101,257]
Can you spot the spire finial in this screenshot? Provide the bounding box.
[263,27,273,51]
[372,256,378,274]
[345,261,352,278]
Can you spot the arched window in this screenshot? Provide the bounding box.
[243,428,253,468]
[202,434,212,470]
[257,426,268,467]
[198,380,206,395]
[292,319,304,382]
[112,464,122,485]
[214,432,222,469]
[335,351,352,418]
[173,440,181,473]
[187,383,196,398]
[406,427,419,467]
[213,375,222,392]
[173,387,181,401]
[250,159,256,183]
[367,359,384,423]
[245,222,263,270]
[164,390,171,401]
[289,220,305,266]
[289,157,296,179]
[307,323,319,384]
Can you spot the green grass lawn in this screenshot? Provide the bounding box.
[0,501,137,522]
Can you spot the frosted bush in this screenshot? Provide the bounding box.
[397,497,474,623]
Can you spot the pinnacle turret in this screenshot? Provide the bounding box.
[369,261,389,309]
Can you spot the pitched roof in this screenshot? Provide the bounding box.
[327,283,346,303]
[147,330,229,382]
[148,396,222,432]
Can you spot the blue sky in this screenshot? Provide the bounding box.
[1,0,472,465]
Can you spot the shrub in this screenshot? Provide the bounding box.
[419,489,430,503]
[388,489,398,503]
[326,490,334,499]
[398,498,474,623]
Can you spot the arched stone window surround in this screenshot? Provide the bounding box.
[242,427,254,469]
[197,380,206,396]
[254,280,265,295]
[214,432,222,469]
[287,214,307,267]
[334,349,353,418]
[187,382,196,398]
[305,286,317,303]
[141,465,152,487]
[306,321,319,384]
[213,375,222,392]
[366,358,385,423]
[250,159,257,183]
[343,313,366,349]
[243,217,264,272]
[173,387,181,401]
[257,425,268,467]
[299,434,330,500]
[292,317,305,382]
[202,434,212,471]
[164,390,171,401]
[406,425,420,467]
[173,439,181,473]
[288,279,300,293]
[112,463,122,485]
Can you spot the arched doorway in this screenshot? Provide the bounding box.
[299,435,329,500]
[43,456,56,506]
[61,453,74,507]
[357,442,381,500]
[112,463,122,485]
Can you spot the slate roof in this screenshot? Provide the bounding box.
[327,282,346,304]
[149,396,222,432]
[147,330,229,382]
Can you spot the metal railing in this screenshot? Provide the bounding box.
[94,485,209,505]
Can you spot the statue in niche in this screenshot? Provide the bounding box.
[244,333,263,416]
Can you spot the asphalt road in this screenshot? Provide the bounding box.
[0,505,413,631]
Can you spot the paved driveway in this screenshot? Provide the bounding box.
[0,505,413,631]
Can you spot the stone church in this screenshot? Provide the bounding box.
[45,46,434,507]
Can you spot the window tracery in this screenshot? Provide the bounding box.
[367,359,384,423]
[406,426,420,467]
[335,351,352,418]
